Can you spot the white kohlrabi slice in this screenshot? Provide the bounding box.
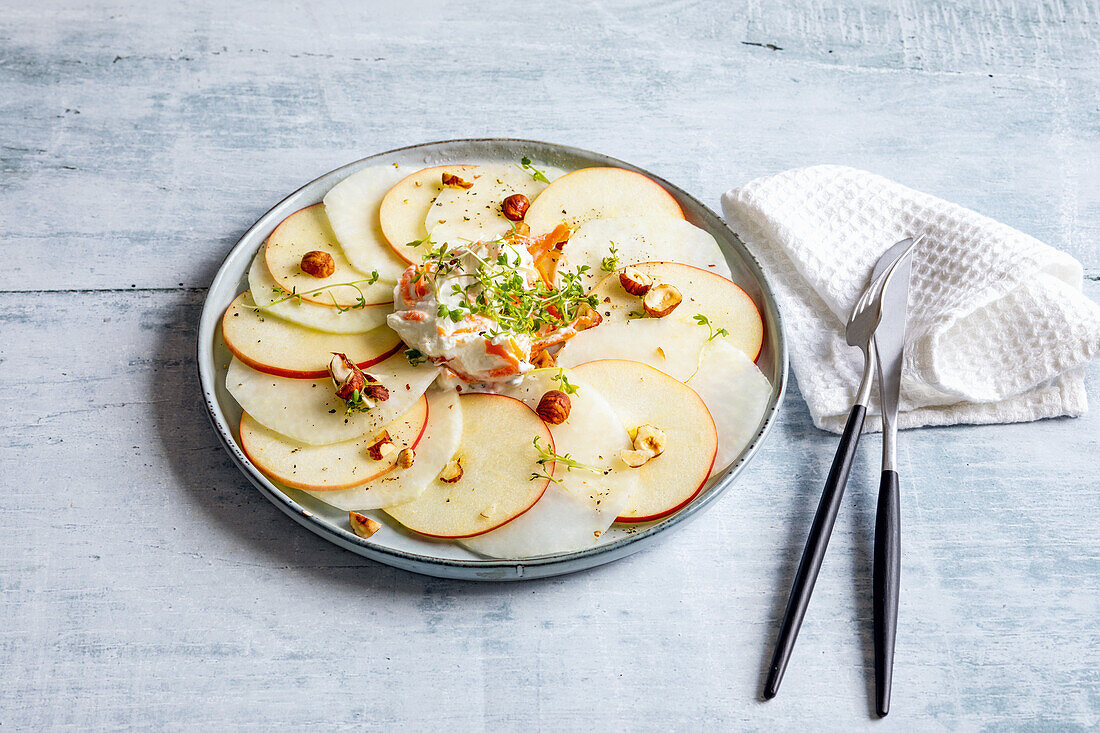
[686,339,772,474]
[322,165,411,279]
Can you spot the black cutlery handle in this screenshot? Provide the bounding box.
[763,404,866,699]
[873,469,901,717]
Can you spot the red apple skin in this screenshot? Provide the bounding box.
[379,164,477,264]
[238,396,430,492]
[220,294,402,379]
[396,395,555,540]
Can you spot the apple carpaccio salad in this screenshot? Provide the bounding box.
[222,158,771,558]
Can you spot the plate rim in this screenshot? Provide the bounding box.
[197,137,788,581]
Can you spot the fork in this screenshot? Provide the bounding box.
[763,237,920,699]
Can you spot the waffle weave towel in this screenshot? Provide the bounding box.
[722,165,1100,433]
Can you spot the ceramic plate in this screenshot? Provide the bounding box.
[197,139,787,580]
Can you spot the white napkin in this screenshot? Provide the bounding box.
[722,165,1100,433]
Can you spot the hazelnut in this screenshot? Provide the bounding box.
[441,172,473,189]
[365,430,394,461]
[396,448,415,469]
[536,390,571,425]
[619,449,653,468]
[439,457,463,483]
[620,424,666,468]
[642,283,682,318]
[619,266,653,296]
[531,349,556,369]
[329,353,365,400]
[360,375,390,403]
[633,424,666,457]
[572,304,603,332]
[329,353,389,403]
[349,511,381,538]
[300,250,335,278]
[502,194,530,221]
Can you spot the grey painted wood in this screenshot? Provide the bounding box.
[1,1,1097,729]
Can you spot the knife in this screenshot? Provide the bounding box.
[871,246,914,717]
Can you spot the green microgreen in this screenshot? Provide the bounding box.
[518,156,551,184]
[599,242,620,272]
[552,369,578,395]
[412,234,596,341]
[404,348,428,367]
[266,273,380,312]
[693,313,729,341]
[343,388,372,414]
[529,435,604,486]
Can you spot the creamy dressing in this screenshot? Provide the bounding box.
[387,237,541,390]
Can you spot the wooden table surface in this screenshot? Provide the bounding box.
[2,1,1097,729]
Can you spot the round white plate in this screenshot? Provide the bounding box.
[198,139,787,581]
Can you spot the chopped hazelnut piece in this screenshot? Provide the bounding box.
[531,349,556,369]
[619,266,653,296]
[349,511,381,538]
[572,304,603,331]
[633,424,666,457]
[396,448,415,469]
[439,457,464,483]
[642,283,683,318]
[620,449,653,468]
[329,353,365,400]
[366,430,394,461]
[441,172,473,189]
[620,424,667,468]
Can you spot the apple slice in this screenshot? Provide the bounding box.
[264,204,394,307]
[239,395,428,491]
[225,354,441,445]
[460,369,638,558]
[383,394,552,538]
[378,164,478,263]
[686,340,772,474]
[559,216,733,289]
[571,360,717,523]
[247,247,391,334]
[523,167,684,237]
[303,388,463,511]
[425,162,563,248]
[591,261,764,360]
[556,317,708,382]
[222,293,400,378]
[321,165,411,279]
